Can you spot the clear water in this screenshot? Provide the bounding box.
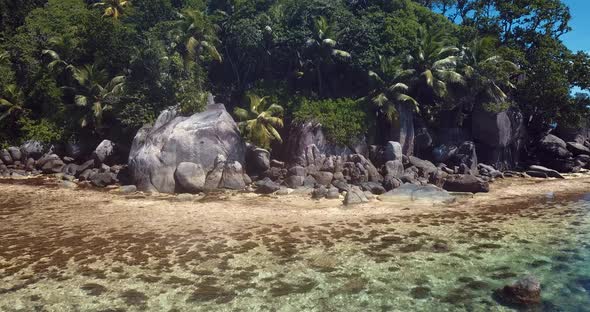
[1,185,590,311]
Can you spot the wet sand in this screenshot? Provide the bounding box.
[1,175,590,311]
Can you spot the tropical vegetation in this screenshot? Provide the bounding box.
[0,0,588,148]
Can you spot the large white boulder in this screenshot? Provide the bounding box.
[128,104,246,193]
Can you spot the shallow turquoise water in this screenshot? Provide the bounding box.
[1,185,590,311]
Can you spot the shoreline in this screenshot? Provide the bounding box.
[1,173,590,231]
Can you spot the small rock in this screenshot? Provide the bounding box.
[360,181,386,195]
[326,187,340,199]
[343,187,369,206]
[255,178,280,194]
[177,193,196,202]
[41,158,65,174]
[90,172,116,187]
[119,185,137,193]
[59,180,78,189]
[312,185,328,199]
[276,187,294,196]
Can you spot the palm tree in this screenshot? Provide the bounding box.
[366,56,419,123]
[233,94,284,150]
[92,0,131,20]
[0,84,25,121]
[69,64,125,129]
[173,9,222,71]
[404,26,466,120]
[42,49,73,75]
[460,37,519,112]
[299,16,351,96]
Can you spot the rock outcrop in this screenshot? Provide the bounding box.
[128,104,246,193]
[283,121,367,165]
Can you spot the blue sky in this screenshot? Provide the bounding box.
[561,0,590,53]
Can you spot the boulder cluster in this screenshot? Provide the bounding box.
[0,139,128,188]
[2,101,589,202]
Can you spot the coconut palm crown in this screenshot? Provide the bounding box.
[367,56,419,123]
[92,0,131,20]
[233,94,284,150]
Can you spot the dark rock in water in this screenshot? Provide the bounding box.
[495,276,541,307]
[0,149,12,165]
[175,162,206,193]
[360,181,386,195]
[528,165,565,179]
[20,141,45,160]
[91,172,117,187]
[443,174,489,193]
[526,171,548,179]
[7,147,22,162]
[246,146,270,174]
[567,142,590,156]
[41,158,65,174]
[128,105,246,193]
[93,139,116,165]
[312,185,328,199]
[255,178,280,194]
[312,171,333,186]
[343,186,369,206]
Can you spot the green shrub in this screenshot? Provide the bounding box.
[294,98,367,145]
[18,117,64,144]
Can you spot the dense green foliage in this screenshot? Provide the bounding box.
[294,98,367,145]
[0,0,589,147]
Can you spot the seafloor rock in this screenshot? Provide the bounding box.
[495,276,541,307]
[128,104,246,193]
